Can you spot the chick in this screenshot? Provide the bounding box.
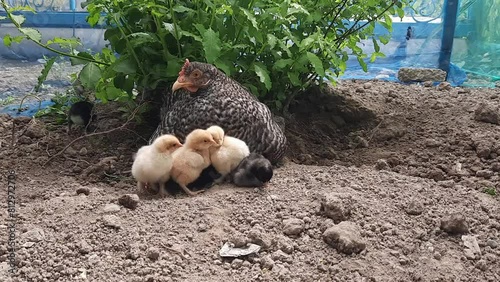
[131,134,182,196]
[170,129,218,196]
[230,153,273,187]
[68,101,96,133]
[206,125,250,183]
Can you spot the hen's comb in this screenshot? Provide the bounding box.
[178,58,190,76]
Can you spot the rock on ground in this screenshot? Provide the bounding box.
[397,67,447,82]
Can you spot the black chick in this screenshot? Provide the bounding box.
[68,101,95,133]
[230,153,273,187]
[149,59,287,165]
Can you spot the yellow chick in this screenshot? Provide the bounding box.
[206,125,250,183]
[170,129,218,196]
[131,134,182,196]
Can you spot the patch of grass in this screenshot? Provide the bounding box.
[0,96,15,106]
[34,91,81,124]
[483,187,497,196]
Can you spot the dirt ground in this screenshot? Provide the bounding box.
[0,80,500,282]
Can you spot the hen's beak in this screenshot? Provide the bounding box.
[172,75,194,92]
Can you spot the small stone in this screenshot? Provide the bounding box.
[248,229,272,249]
[375,159,390,170]
[231,259,243,269]
[197,223,208,232]
[476,170,494,179]
[437,82,452,91]
[475,259,488,271]
[406,200,424,215]
[320,193,353,223]
[491,162,500,172]
[323,221,366,254]
[363,82,372,89]
[271,250,290,263]
[102,215,122,229]
[282,218,305,236]
[476,141,492,158]
[118,194,140,210]
[103,203,121,213]
[229,235,247,248]
[397,67,446,82]
[146,247,160,261]
[22,242,35,248]
[423,81,433,87]
[486,240,498,249]
[276,236,294,254]
[79,147,88,156]
[78,240,92,255]
[440,213,468,235]
[127,245,141,260]
[354,136,369,148]
[438,180,455,188]
[21,228,45,242]
[260,255,275,270]
[76,187,90,196]
[474,102,500,125]
[25,124,46,138]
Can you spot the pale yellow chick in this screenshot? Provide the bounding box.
[170,129,218,196]
[206,125,250,183]
[131,134,182,196]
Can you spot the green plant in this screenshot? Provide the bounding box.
[34,91,81,123]
[2,0,408,115]
[483,187,497,196]
[0,96,15,106]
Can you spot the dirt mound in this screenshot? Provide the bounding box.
[0,80,499,281]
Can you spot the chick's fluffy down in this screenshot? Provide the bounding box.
[132,146,173,183]
[170,148,209,185]
[210,136,250,176]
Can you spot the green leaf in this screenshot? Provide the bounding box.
[357,57,368,72]
[70,52,95,66]
[19,28,41,42]
[287,72,301,86]
[202,28,222,64]
[47,37,81,48]
[35,56,57,93]
[79,63,102,90]
[267,34,277,49]
[274,59,294,70]
[241,8,258,29]
[3,34,25,47]
[214,59,231,75]
[0,16,6,21]
[253,63,271,91]
[372,37,380,53]
[166,61,182,77]
[128,32,157,48]
[112,57,137,74]
[306,52,325,77]
[106,86,125,100]
[10,14,25,25]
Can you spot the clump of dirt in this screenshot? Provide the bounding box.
[286,80,500,188]
[0,80,499,282]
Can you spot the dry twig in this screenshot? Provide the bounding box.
[43,107,141,167]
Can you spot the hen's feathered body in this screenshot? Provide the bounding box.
[149,60,287,165]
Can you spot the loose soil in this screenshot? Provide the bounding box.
[1,79,499,282]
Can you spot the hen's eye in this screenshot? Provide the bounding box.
[192,71,201,78]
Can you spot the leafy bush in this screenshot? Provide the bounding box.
[2,0,408,114]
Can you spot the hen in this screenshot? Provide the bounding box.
[149,59,287,165]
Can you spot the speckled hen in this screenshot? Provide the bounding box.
[148,59,287,165]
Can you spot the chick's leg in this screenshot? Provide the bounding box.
[158,181,168,197]
[179,183,205,196]
[137,181,146,193]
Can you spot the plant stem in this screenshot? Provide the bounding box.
[0,0,109,66]
[168,0,182,58]
[104,4,146,76]
[335,1,397,48]
[323,0,349,39]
